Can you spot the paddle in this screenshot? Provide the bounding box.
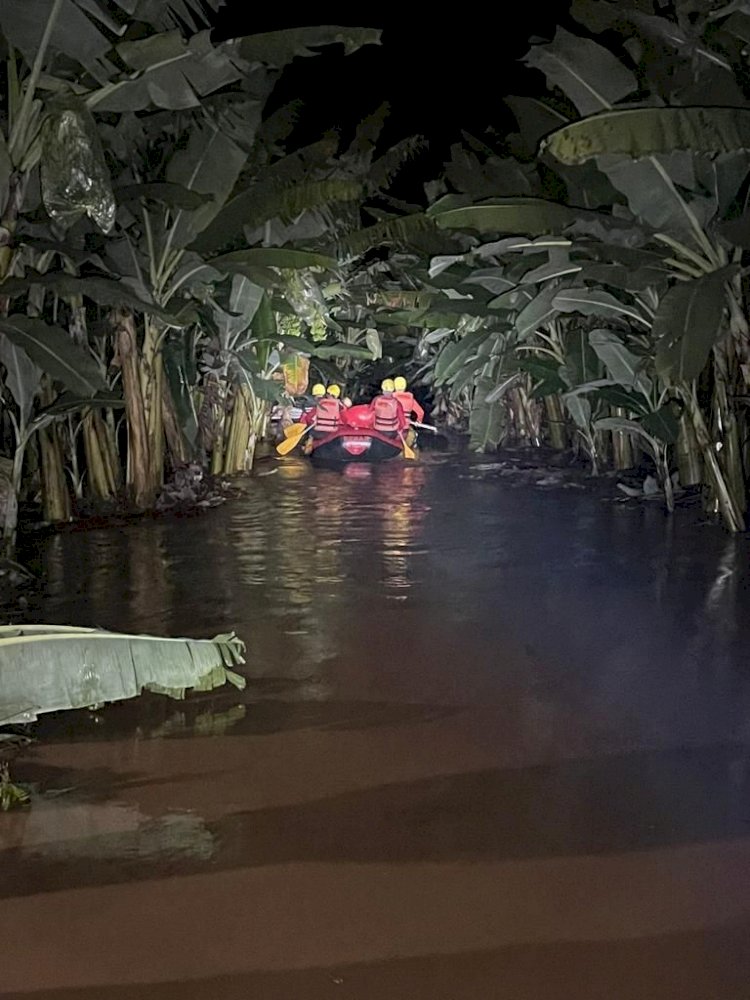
[410,420,438,434]
[276,423,311,455]
[398,431,416,460]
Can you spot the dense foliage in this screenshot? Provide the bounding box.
[3,0,750,542]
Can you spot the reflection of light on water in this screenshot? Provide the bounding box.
[3,800,214,862]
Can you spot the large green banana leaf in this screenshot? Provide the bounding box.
[653,266,735,381]
[543,107,750,165]
[0,315,106,396]
[523,27,637,117]
[431,198,577,235]
[0,625,246,724]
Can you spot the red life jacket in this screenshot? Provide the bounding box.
[313,397,342,435]
[372,395,404,435]
[394,390,424,423]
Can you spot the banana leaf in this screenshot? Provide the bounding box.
[431,198,577,235]
[237,27,381,66]
[470,374,507,451]
[523,27,637,117]
[543,107,750,165]
[653,266,735,381]
[0,315,106,396]
[0,625,246,724]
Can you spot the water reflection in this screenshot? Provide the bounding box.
[0,799,213,862]
[17,453,750,738]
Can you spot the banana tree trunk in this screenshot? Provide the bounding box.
[222,385,250,475]
[2,437,26,556]
[38,422,71,523]
[683,385,745,533]
[676,411,703,487]
[83,409,120,501]
[544,394,567,451]
[712,343,746,516]
[141,321,165,493]
[162,379,189,468]
[611,407,634,470]
[113,310,154,509]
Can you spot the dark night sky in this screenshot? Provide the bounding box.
[214,2,573,166]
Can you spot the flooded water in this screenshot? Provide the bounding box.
[3,452,750,998]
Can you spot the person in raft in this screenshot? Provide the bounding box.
[370,378,408,438]
[302,384,345,439]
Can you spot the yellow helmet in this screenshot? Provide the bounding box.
[393,376,407,392]
[311,383,325,397]
[327,384,341,398]
[381,378,395,393]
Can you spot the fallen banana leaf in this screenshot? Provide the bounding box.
[0,625,246,724]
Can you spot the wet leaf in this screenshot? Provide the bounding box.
[0,315,105,396]
[653,267,734,381]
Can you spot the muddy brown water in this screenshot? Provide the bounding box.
[3,453,750,998]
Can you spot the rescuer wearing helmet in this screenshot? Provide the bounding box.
[301,382,343,439]
[393,376,424,423]
[371,378,407,437]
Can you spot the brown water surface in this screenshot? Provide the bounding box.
[3,454,750,997]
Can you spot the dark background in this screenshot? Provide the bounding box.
[213,2,574,173]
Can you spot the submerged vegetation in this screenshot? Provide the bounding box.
[2,0,750,541]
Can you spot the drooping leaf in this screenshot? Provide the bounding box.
[163,335,198,446]
[595,155,714,252]
[209,248,338,274]
[505,95,569,155]
[484,373,521,404]
[518,356,568,397]
[523,27,637,117]
[431,198,577,235]
[336,213,436,256]
[0,132,11,215]
[191,179,362,254]
[594,384,649,415]
[275,334,315,353]
[553,287,650,327]
[588,328,652,396]
[165,124,248,249]
[365,329,382,359]
[562,327,600,387]
[237,27,381,67]
[640,402,681,444]
[562,392,592,430]
[653,267,734,381]
[116,183,215,211]
[514,282,561,341]
[92,30,246,112]
[214,275,264,346]
[0,334,42,424]
[0,0,114,79]
[595,415,657,445]
[39,390,125,416]
[313,343,373,360]
[0,316,106,396]
[0,274,178,324]
[543,107,750,164]
[470,374,506,451]
[434,330,492,384]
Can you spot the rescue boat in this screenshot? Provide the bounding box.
[307,403,406,463]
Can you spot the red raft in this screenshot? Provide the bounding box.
[307,403,404,463]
